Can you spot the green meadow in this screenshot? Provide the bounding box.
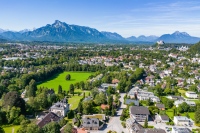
[37,71,93,93]
[3,125,20,133]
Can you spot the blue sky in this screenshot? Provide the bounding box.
[1,0,200,37]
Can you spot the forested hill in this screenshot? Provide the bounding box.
[189,41,200,53]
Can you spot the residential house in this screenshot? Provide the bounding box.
[171,127,191,133]
[173,116,191,126]
[126,118,143,133]
[128,87,160,103]
[82,118,99,130]
[125,99,139,106]
[138,129,166,133]
[174,100,196,107]
[37,112,60,128]
[157,115,169,123]
[49,98,70,117]
[83,96,93,102]
[186,78,195,85]
[145,75,155,86]
[149,65,157,72]
[197,84,200,92]
[185,91,198,99]
[167,96,184,101]
[100,83,118,90]
[112,79,120,84]
[76,128,88,133]
[82,114,106,121]
[129,106,150,122]
[60,125,78,133]
[168,53,178,58]
[100,104,110,110]
[155,104,165,110]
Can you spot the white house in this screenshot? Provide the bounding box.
[172,127,191,133]
[173,116,190,126]
[185,91,198,99]
[49,98,69,117]
[128,87,160,102]
[174,100,196,107]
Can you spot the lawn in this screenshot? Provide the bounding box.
[165,109,195,120]
[178,89,187,98]
[165,109,174,119]
[37,71,93,93]
[3,125,20,133]
[68,95,83,110]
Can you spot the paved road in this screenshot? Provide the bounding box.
[90,93,128,133]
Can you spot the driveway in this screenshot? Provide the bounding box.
[90,93,128,133]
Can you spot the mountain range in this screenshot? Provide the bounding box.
[0,20,200,44]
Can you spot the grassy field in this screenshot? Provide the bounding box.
[68,91,90,110]
[165,109,174,119]
[165,109,195,120]
[68,95,83,110]
[3,125,20,133]
[178,89,187,98]
[37,71,93,92]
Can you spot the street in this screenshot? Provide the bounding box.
[90,93,128,133]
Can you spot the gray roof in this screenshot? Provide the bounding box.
[138,129,166,133]
[156,104,165,109]
[125,99,139,105]
[172,127,191,133]
[83,96,93,101]
[160,115,169,121]
[130,106,150,115]
[174,116,190,121]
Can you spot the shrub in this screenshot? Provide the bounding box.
[121,122,126,128]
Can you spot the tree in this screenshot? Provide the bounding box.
[67,110,74,119]
[146,98,151,106]
[94,92,107,105]
[148,106,159,115]
[79,81,85,90]
[59,119,67,127]
[186,112,190,118]
[6,107,21,124]
[107,86,115,95]
[165,100,174,108]
[42,122,60,133]
[2,91,25,114]
[164,88,171,95]
[58,85,62,94]
[173,108,177,116]
[0,127,5,133]
[82,101,93,114]
[144,118,148,128]
[103,75,112,83]
[178,102,190,113]
[69,84,74,95]
[66,74,71,80]
[27,79,37,97]
[108,96,113,107]
[77,102,83,113]
[195,105,200,124]
[63,123,73,133]
[17,123,42,133]
[111,108,115,116]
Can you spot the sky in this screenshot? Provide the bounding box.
[1,0,200,37]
